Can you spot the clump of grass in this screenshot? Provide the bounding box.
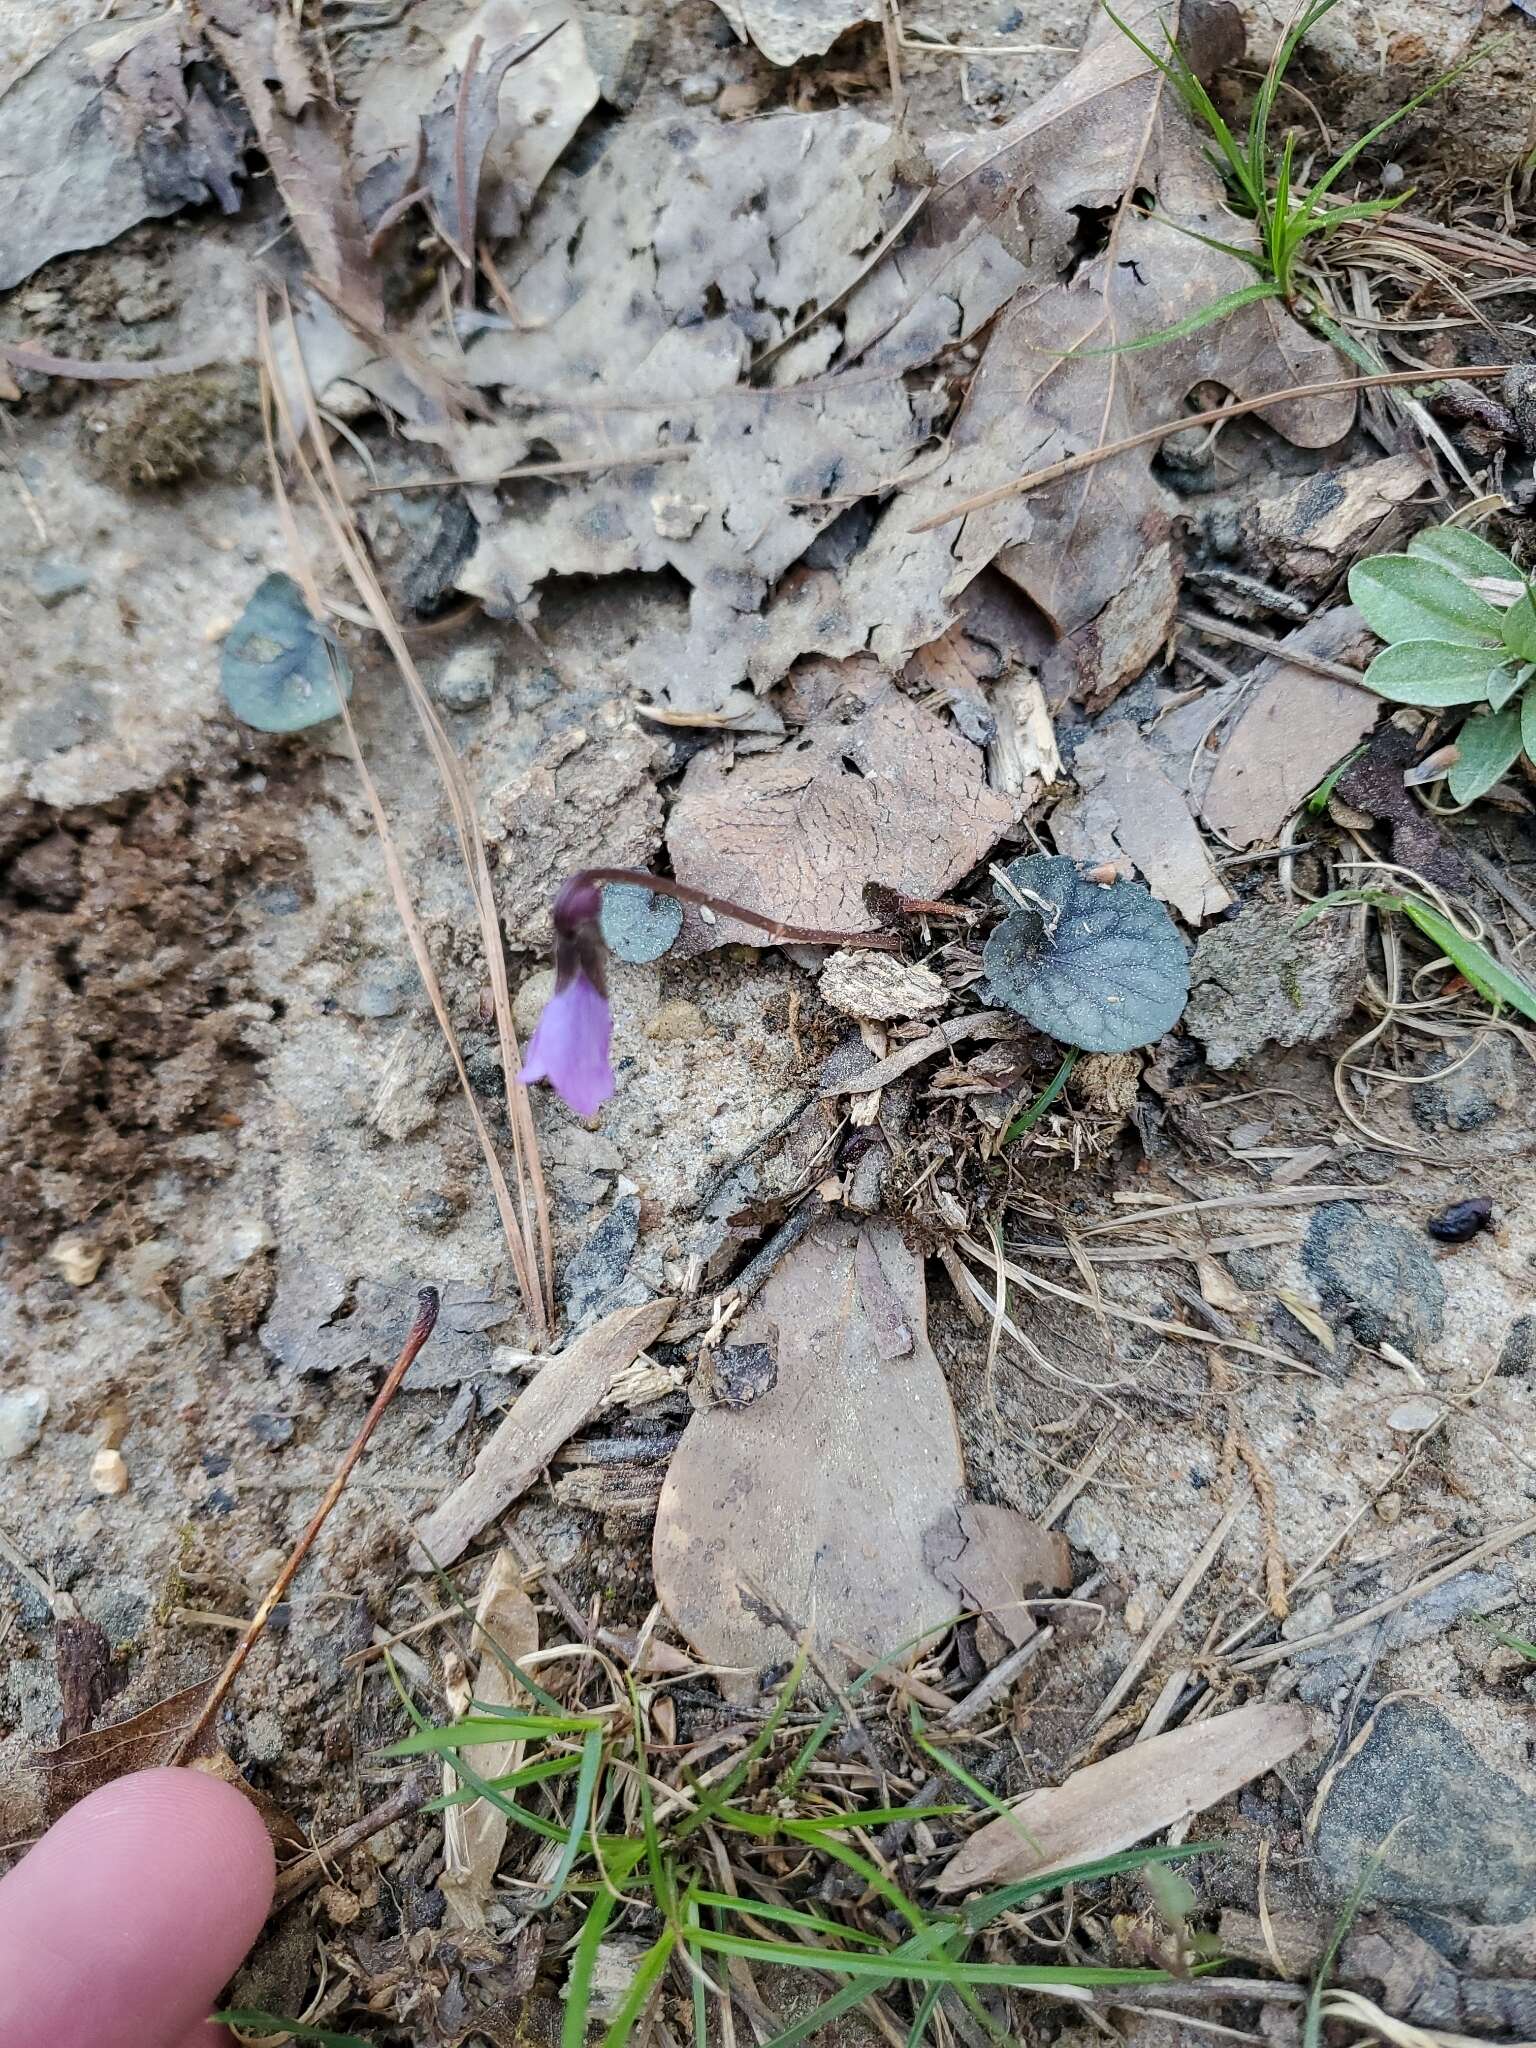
[1103,0,1485,326]
[341,1633,1220,2048]
[1297,885,1536,1026]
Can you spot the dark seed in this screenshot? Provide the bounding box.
[1426,1197,1493,1244]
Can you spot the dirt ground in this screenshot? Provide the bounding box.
[6,0,1536,2043]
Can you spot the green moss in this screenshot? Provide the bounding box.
[79,367,260,490]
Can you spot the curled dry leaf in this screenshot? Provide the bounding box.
[934,1699,1320,1892]
[667,669,1017,949]
[653,1220,965,1675]
[34,1680,219,1824]
[440,1549,540,1929]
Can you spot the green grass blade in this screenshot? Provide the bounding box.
[689,1891,890,1946]
[1294,41,1489,235]
[1004,1046,1080,1142]
[601,1929,678,2048]
[1304,1840,1389,2048]
[756,1924,960,2048]
[1068,281,1284,356]
[790,1804,966,1829]
[964,1842,1222,1932]
[414,1544,567,1715]
[1297,889,1536,1025]
[1305,745,1366,813]
[214,2019,367,2047]
[1480,1619,1536,1660]
[385,1711,604,1755]
[781,1822,927,1932]
[691,1928,1170,1988]
[563,1882,628,2048]
[675,1647,808,1840]
[685,1893,711,2048]
[425,1753,581,1815]
[533,1723,606,1909]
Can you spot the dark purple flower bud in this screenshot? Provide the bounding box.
[517,875,615,1118]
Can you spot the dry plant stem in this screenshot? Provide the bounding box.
[274,1776,433,1904]
[173,1290,441,1764]
[1177,610,1369,687]
[910,363,1515,529]
[580,867,904,950]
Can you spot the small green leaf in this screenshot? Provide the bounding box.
[1305,744,1367,812]
[221,572,352,732]
[1069,281,1284,357]
[214,2018,368,2048]
[1348,555,1503,648]
[1523,685,1536,767]
[1487,663,1529,711]
[1448,706,1523,803]
[1408,525,1519,582]
[1502,590,1536,663]
[984,856,1188,1054]
[1359,639,1507,707]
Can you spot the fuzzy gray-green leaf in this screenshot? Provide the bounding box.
[222,572,352,733]
[1448,707,1523,804]
[983,856,1188,1054]
[1500,591,1536,664]
[1407,526,1518,584]
[1523,687,1536,768]
[1359,639,1505,707]
[1348,555,1503,649]
[1487,663,1529,711]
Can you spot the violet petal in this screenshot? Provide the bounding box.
[517,970,615,1118]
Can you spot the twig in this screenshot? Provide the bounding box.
[273,1777,433,1904]
[944,1627,1055,1730]
[1177,610,1370,687]
[173,1291,440,1762]
[908,363,1515,530]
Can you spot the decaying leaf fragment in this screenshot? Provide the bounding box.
[653,1220,965,1674]
[667,669,1017,949]
[935,1699,1320,1891]
[712,0,880,67]
[441,1549,540,1929]
[1052,724,1232,924]
[924,1504,1071,1650]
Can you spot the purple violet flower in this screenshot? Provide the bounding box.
[517,875,615,1118]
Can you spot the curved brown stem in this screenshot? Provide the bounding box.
[581,868,903,951]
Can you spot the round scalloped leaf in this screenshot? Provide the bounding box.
[1348,555,1503,649]
[222,573,352,733]
[600,882,683,963]
[983,855,1189,1053]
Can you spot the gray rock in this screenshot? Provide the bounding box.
[1064,1497,1122,1564]
[435,645,497,712]
[1302,1201,1445,1359]
[678,71,721,103]
[1413,1035,1520,1134]
[1314,1698,1536,1921]
[1498,1315,1535,1377]
[342,966,418,1019]
[403,1190,457,1234]
[1185,898,1362,1070]
[0,1386,49,1459]
[561,1194,643,1329]
[28,557,90,607]
[601,883,683,964]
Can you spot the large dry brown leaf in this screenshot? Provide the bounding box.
[652,1218,966,1674]
[667,667,1018,949]
[34,1680,219,1824]
[411,1297,674,1567]
[1051,724,1232,924]
[934,1699,1320,1893]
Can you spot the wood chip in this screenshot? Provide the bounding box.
[411,1298,674,1567]
[819,949,948,1022]
[822,1012,1017,1096]
[933,1699,1320,1893]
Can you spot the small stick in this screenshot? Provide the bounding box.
[173,1290,441,1762]
[1177,610,1369,686]
[580,867,903,951]
[273,1776,432,1904]
[909,362,1515,530]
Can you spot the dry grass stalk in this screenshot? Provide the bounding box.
[255,290,553,1336]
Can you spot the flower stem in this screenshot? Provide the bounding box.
[580,868,903,950]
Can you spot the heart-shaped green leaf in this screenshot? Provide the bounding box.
[1449,706,1523,804]
[1349,555,1503,648]
[1501,590,1536,663]
[983,855,1188,1054]
[222,572,352,733]
[1360,639,1507,707]
[1407,525,1518,582]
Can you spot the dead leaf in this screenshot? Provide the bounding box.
[1200,609,1379,848]
[200,0,382,324]
[34,1680,218,1823]
[987,672,1064,804]
[713,0,880,65]
[441,1549,540,1929]
[190,1753,307,1849]
[823,1011,1019,1095]
[924,1504,1071,1651]
[55,1615,116,1742]
[1052,724,1233,924]
[934,1699,1320,1892]
[0,12,246,292]
[653,1219,966,1674]
[819,950,948,1022]
[1274,1290,1336,1355]
[667,670,1017,948]
[259,1259,524,1391]
[1252,452,1431,593]
[353,0,598,248]
[411,1297,675,1567]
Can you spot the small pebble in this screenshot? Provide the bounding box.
[28,558,90,608]
[403,1190,457,1234]
[678,71,721,103]
[90,1448,129,1496]
[1123,1583,1159,1635]
[1064,1497,1121,1564]
[1388,1397,1443,1433]
[319,1883,362,1927]
[248,1412,294,1449]
[1376,1492,1403,1524]
[51,1234,104,1286]
[434,645,497,712]
[1426,1196,1493,1244]
[209,1215,276,1277]
[0,1386,49,1460]
[513,967,555,1039]
[647,998,705,1043]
